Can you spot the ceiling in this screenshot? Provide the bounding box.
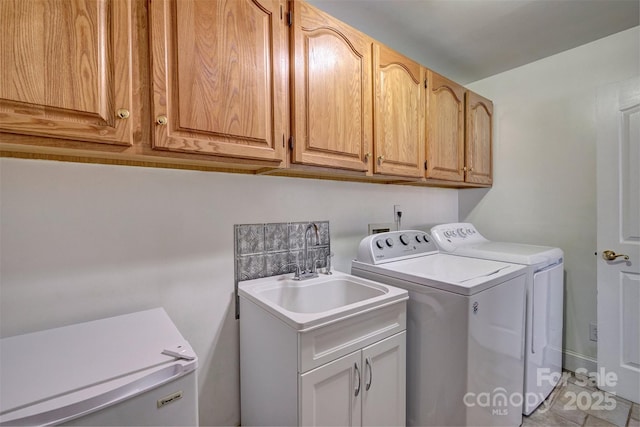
[306,0,640,84]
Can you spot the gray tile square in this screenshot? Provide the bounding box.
[265,223,289,252]
[237,255,266,281]
[266,252,293,276]
[318,221,330,245]
[288,222,307,250]
[550,384,588,425]
[632,403,639,421]
[582,392,631,427]
[523,408,581,427]
[583,415,617,426]
[235,224,264,255]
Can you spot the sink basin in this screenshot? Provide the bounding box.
[238,271,408,331]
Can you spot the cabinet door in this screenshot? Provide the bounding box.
[372,44,424,178]
[361,332,406,427]
[465,91,493,185]
[300,350,362,427]
[291,1,372,172]
[425,70,465,181]
[0,0,135,146]
[149,0,286,163]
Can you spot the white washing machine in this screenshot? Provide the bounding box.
[430,222,564,416]
[351,230,527,427]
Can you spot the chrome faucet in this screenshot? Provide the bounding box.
[299,223,320,280]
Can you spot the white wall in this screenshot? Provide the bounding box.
[0,157,457,426]
[461,27,640,369]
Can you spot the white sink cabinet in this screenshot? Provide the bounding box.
[239,284,407,427]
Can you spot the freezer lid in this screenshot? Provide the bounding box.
[0,308,197,423]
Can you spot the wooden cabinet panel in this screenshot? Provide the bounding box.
[0,0,135,146]
[425,70,465,181]
[149,0,286,163]
[372,44,424,178]
[465,91,493,185]
[291,1,372,171]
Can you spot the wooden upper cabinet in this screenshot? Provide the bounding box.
[149,0,287,163]
[0,0,136,146]
[425,70,465,181]
[290,1,372,172]
[372,44,425,178]
[465,91,493,185]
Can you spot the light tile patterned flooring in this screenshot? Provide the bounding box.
[524,371,640,427]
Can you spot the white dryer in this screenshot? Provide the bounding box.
[430,223,564,415]
[352,230,527,427]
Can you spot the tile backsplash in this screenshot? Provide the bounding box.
[234,221,330,282]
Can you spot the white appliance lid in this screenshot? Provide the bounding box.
[353,254,526,295]
[0,308,197,424]
[452,242,563,265]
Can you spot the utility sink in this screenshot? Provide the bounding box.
[238,271,408,331]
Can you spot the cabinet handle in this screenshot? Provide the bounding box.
[365,357,373,391]
[354,363,361,397]
[156,115,168,125]
[364,152,372,162]
[377,156,385,164]
[116,109,130,119]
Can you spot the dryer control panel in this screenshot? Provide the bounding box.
[430,222,489,252]
[356,230,438,264]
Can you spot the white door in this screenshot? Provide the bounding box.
[300,350,362,426]
[361,332,406,427]
[596,76,640,403]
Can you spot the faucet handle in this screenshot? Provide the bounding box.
[323,252,334,275]
[285,262,302,279]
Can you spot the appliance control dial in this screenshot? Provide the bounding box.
[457,228,467,237]
[415,235,422,243]
[423,235,429,242]
[385,238,394,247]
[376,240,384,249]
[399,234,410,245]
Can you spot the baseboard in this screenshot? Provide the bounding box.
[563,349,597,373]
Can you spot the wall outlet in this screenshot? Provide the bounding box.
[589,322,597,342]
[393,205,403,230]
[394,204,402,220]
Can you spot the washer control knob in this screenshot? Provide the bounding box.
[423,235,430,243]
[415,235,422,243]
[444,231,451,238]
[385,238,394,247]
[457,228,467,237]
[399,234,410,245]
[376,240,385,249]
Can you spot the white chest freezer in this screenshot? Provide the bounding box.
[0,308,198,426]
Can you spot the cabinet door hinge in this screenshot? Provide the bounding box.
[287,10,292,26]
[424,160,428,170]
[289,135,294,150]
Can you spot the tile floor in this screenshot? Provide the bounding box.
[523,370,639,427]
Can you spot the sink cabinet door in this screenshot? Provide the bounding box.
[300,350,362,427]
[290,1,372,172]
[361,332,406,427]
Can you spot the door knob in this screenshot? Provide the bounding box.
[602,250,629,261]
